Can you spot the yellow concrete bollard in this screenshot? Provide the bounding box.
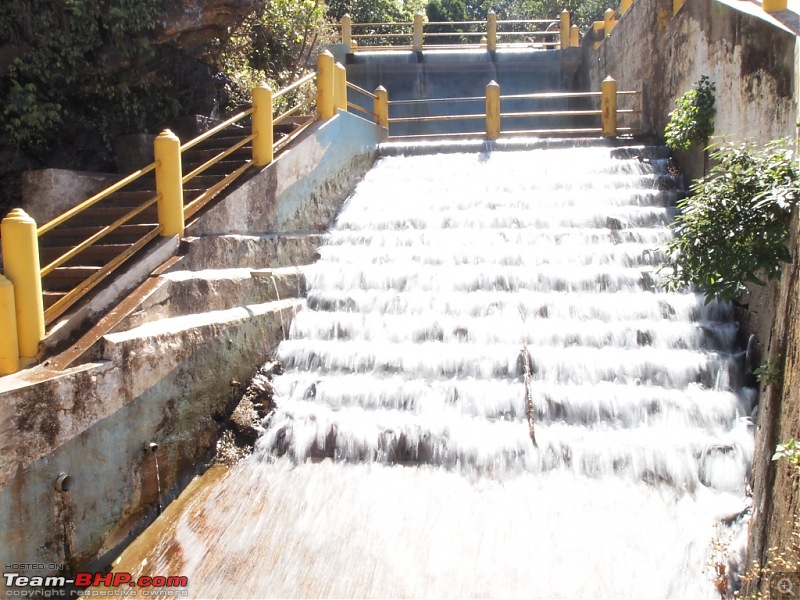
[0,275,20,375]
[570,24,579,47]
[316,50,336,121]
[621,0,633,15]
[487,11,497,51]
[592,21,604,49]
[413,13,424,52]
[1,209,45,365]
[604,8,616,37]
[601,75,617,137]
[559,10,570,50]
[374,86,389,129]
[486,81,501,141]
[341,14,352,48]
[351,40,358,53]
[763,0,787,12]
[334,62,347,112]
[673,0,687,15]
[154,130,185,237]
[252,82,274,167]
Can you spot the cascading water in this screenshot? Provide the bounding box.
[129,143,756,598]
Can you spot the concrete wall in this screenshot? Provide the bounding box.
[584,0,800,581]
[0,110,385,581]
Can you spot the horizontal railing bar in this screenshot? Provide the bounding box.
[351,33,411,38]
[182,133,255,185]
[40,195,160,277]
[389,96,484,105]
[424,32,486,37]
[498,19,559,23]
[502,126,635,135]
[37,162,158,236]
[346,81,378,100]
[351,21,412,27]
[497,31,559,36]
[44,226,162,325]
[273,72,316,100]
[425,20,485,25]
[389,114,484,123]
[180,109,253,152]
[184,161,253,220]
[347,102,378,118]
[274,98,313,126]
[501,109,603,118]
[388,131,485,140]
[353,45,414,50]
[501,91,601,99]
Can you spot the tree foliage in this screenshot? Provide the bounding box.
[0,0,179,153]
[663,140,799,303]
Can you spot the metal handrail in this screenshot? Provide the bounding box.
[180,109,254,153]
[346,81,377,100]
[389,114,484,123]
[273,72,316,100]
[182,133,256,185]
[37,162,158,236]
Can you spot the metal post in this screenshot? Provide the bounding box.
[621,0,633,16]
[604,8,616,37]
[153,130,185,237]
[601,76,617,137]
[252,82,274,167]
[559,10,570,49]
[374,86,389,129]
[413,13,424,52]
[570,24,579,47]
[316,50,336,121]
[486,80,500,141]
[0,275,20,375]
[342,14,352,48]
[487,11,497,51]
[334,62,347,112]
[1,209,45,365]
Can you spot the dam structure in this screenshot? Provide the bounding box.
[3,0,799,590]
[118,141,756,597]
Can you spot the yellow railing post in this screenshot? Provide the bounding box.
[0,275,20,375]
[374,86,389,129]
[486,80,500,141]
[621,0,633,16]
[601,75,617,137]
[316,50,336,121]
[413,13,424,52]
[341,14,352,48]
[763,0,787,12]
[487,11,497,51]
[570,24,579,46]
[252,82,274,167]
[334,62,347,112]
[604,8,616,37]
[154,130,185,237]
[559,9,570,49]
[1,209,45,366]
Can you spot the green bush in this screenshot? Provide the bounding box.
[663,140,799,303]
[664,75,716,151]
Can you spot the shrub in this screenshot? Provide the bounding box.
[665,75,716,151]
[663,140,799,303]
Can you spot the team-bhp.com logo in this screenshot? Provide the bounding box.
[4,571,188,597]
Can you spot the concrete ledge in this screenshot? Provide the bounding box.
[175,233,325,271]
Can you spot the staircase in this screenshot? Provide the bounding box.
[37,125,261,325]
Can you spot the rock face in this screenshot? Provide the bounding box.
[155,0,260,51]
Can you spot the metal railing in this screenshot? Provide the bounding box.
[0,61,329,374]
[326,10,578,51]
[382,76,640,139]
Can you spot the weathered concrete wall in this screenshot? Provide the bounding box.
[20,169,119,224]
[0,110,385,581]
[585,0,800,580]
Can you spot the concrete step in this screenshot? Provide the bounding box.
[110,267,307,333]
[173,233,325,271]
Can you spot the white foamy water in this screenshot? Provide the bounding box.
[132,145,755,598]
